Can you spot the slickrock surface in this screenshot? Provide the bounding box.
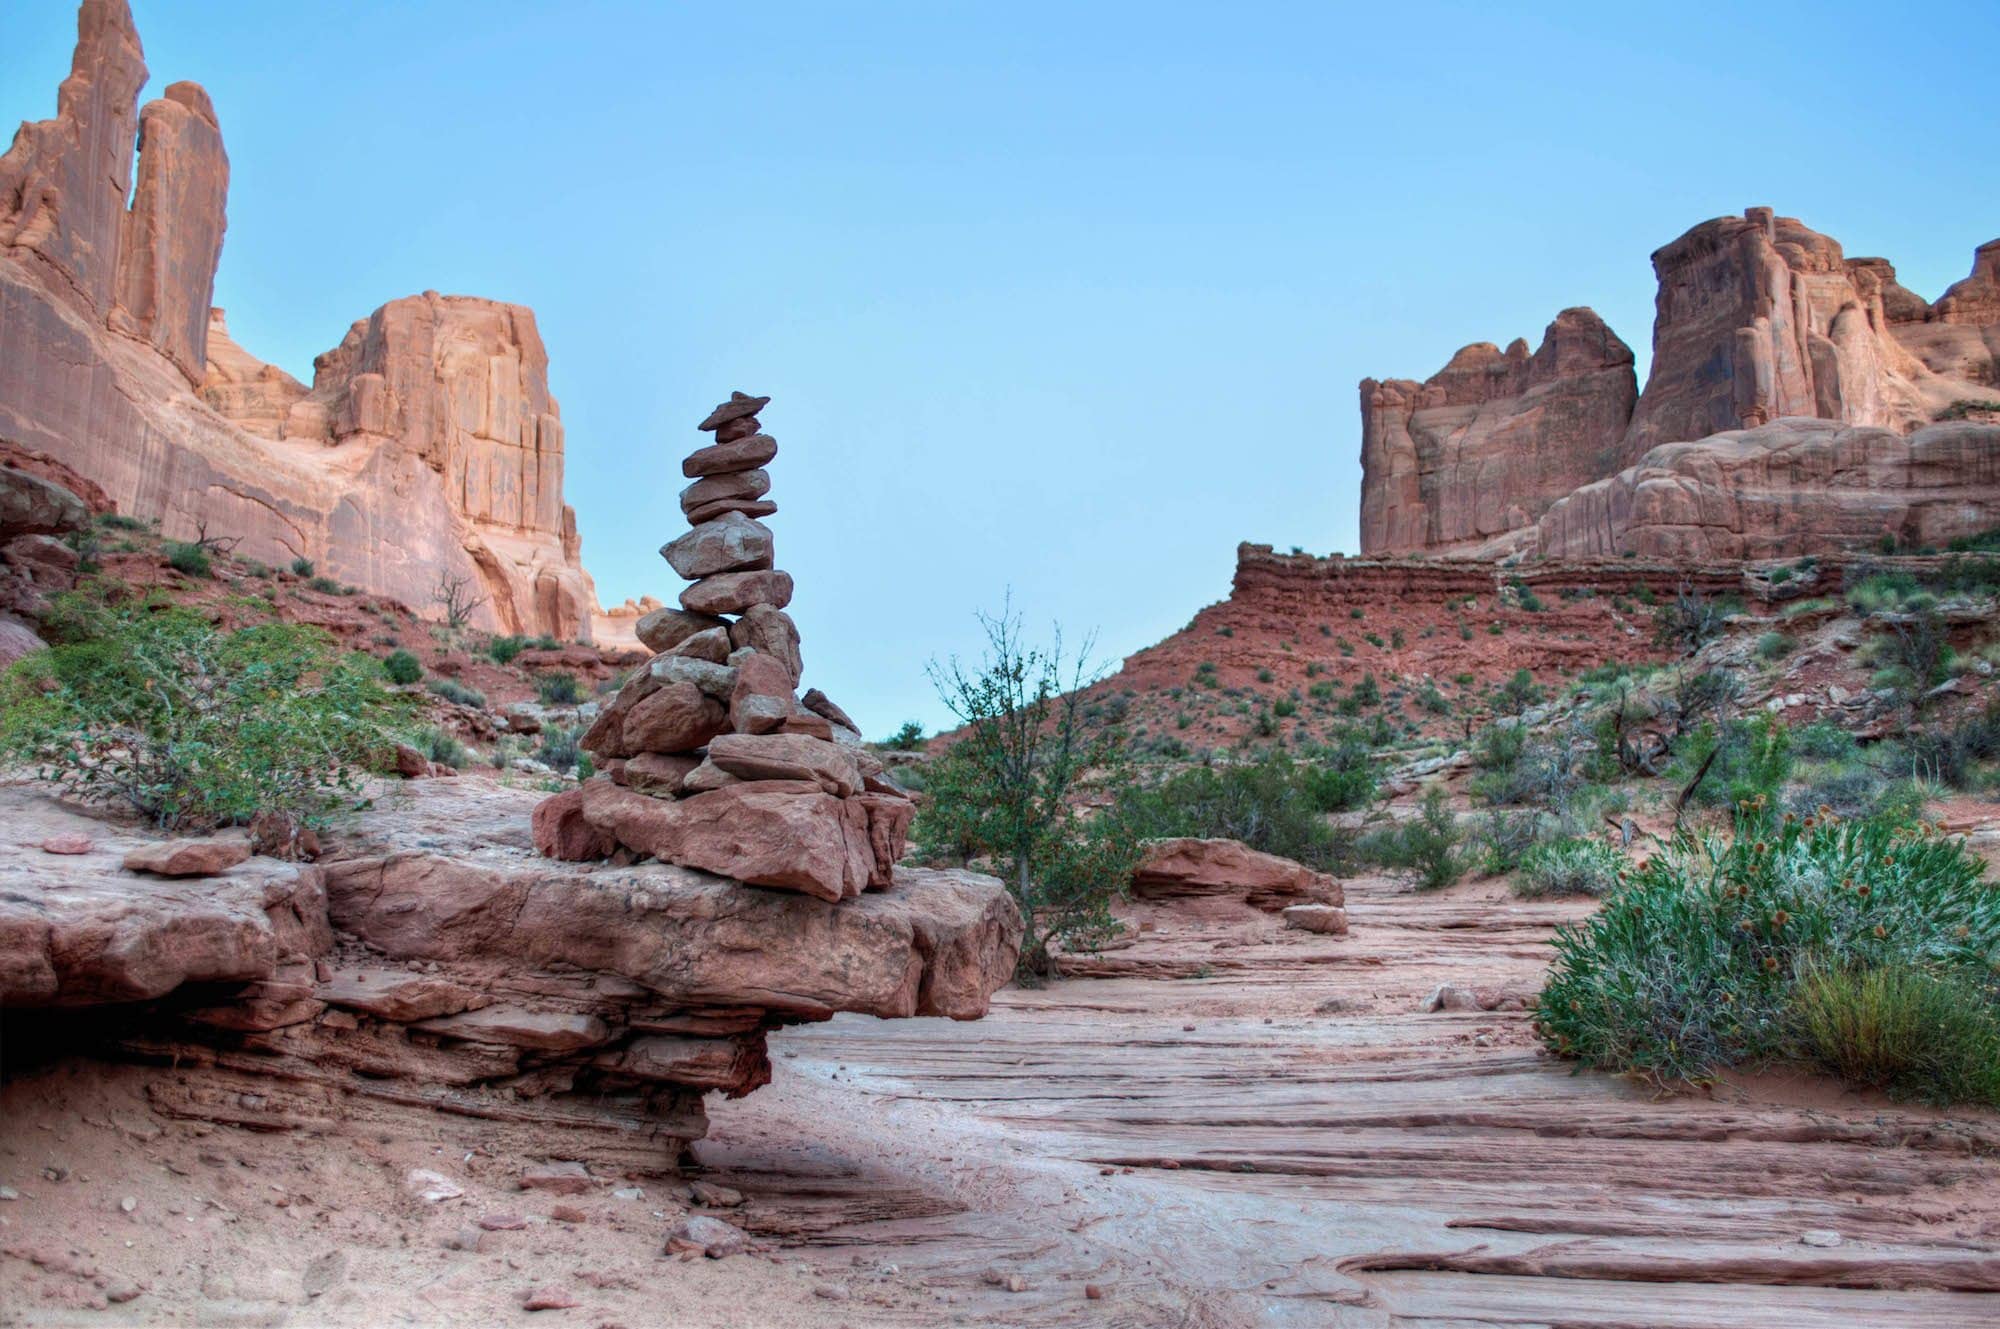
[0,1,604,639]
[557,392,913,899]
[0,777,1020,1170]
[1359,307,1638,555]
[1358,207,2000,558]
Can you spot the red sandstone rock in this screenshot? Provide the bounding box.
[684,496,778,524]
[519,1161,601,1195]
[1,467,90,538]
[665,625,732,663]
[1359,308,1637,555]
[316,967,486,1022]
[1130,838,1340,912]
[681,569,794,616]
[682,433,777,478]
[531,786,614,861]
[665,1214,751,1258]
[714,414,762,443]
[634,605,728,654]
[1536,417,2000,560]
[622,751,702,795]
[697,392,771,432]
[621,680,727,753]
[579,777,874,901]
[800,687,860,735]
[729,605,803,685]
[1282,903,1349,935]
[0,8,605,641]
[122,837,250,878]
[679,468,770,518]
[728,650,800,735]
[854,792,915,889]
[660,511,774,579]
[38,834,94,855]
[705,732,861,797]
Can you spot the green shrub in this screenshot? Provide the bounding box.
[1794,720,1857,761]
[164,541,212,578]
[1535,811,1999,1095]
[307,575,343,594]
[1791,963,2000,1106]
[381,649,423,685]
[536,671,584,705]
[426,677,487,708]
[413,725,469,770]
[536,723,584,773]
[488,635,526,664]
[1362,786,1470,890]
[1,593,398,845]
[1351,673,1380,708]
[1514,836,1624,898]
[882,720,926,751]
[290,557,315,576]
[1494,668,1543,715]
[1755,631,1791,662]
[1113,750,1360,873]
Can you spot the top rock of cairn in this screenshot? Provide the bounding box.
[535,394,914,903]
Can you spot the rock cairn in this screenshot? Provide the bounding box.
[534,393,915,901]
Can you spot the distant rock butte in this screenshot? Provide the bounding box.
[0,0,603,638]
[1359,208,2000,560]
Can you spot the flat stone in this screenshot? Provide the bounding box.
[682,569,794,616]
[697,392,770,432]
[648,654,737,699]
[706,732,860,797]
[679,468,769,517]
[683,434,777,478]
[519,1161,601,1195]
[665,1214,751,1258]
[634,606,728,654]
[123,838,250,878]
[414,1006,611,1052]
[661,511,774,580]
[316,967,487,1022]
[684,497,778,525]
[622,680,727,754]
[1282,904,1349,935]
[665,626,732,664]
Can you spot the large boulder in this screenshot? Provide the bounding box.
[660,511,774,579]
[1130,838,1340,912]
[705,732,861,797]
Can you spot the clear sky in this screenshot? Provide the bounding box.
[6,1,1997,735]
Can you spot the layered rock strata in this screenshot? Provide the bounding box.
[1359,308,1638,554]
[541,393,915,900]
[1358,209,2000,559]
[1130,837,1344,914]
[0,779,1020,1167]
[0,0,602,638]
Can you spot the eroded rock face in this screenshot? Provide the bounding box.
[0,778,1021,1163]
[1536,417,2000,561]
[1356,208,2000,560]
[0,0,603,640]
[1359,308,1637,555]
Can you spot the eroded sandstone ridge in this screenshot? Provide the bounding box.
[1359,208,2000,559]
[0,779,1020,1168]
[538,393,918,901]
[0,0,601,638]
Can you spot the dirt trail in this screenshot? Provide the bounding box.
[5,873,1997,1326]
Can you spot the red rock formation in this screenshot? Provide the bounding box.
[0,0,603,639]
[1357,208,2000,561]
[1536,417,2000,561]
[1359,308,1637,555]
[1131,838,1341,912]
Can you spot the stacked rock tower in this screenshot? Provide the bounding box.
[534,393,916,901]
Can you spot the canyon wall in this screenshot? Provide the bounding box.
[0,0,602,638]
[1358,308,1637,555]
[1358,208,2000,560]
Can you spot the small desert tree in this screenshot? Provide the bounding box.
[917,604,1138,980]
[432,569,489,632]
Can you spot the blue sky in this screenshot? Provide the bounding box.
[6,1,1997,734]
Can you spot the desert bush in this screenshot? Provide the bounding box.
[1493,668,1543,715]
[535,723,584,773]
[1513,836,1624,899]
[1362,786,1470,890]
[881,720,926,751]
[426,677,487,708]
[535,671,584,705]
[290,557,315,576]
[914,606,1139,979]
[1755,631,1791,662]
[381,649,423,685]
[1,592,399,845]
[1674,712,1792,813]
[487,635,526,664]
[1535,810,1999,1098]
[306,575,343,594]
[1785,762,1889,821]
[1113,748,1361,873]
[413,725,469,770]
[164,541,212,578]
[1653,583,1731,655]
[1477,806,1558,874]
[1793,720,1857,761]
[1790,963,2000,1106]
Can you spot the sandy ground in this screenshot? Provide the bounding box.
[5,871,2000,1327]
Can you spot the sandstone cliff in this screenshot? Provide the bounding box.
[1358,308,1636,555]
[0,0,602,638]
[1357,208,2000,559]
